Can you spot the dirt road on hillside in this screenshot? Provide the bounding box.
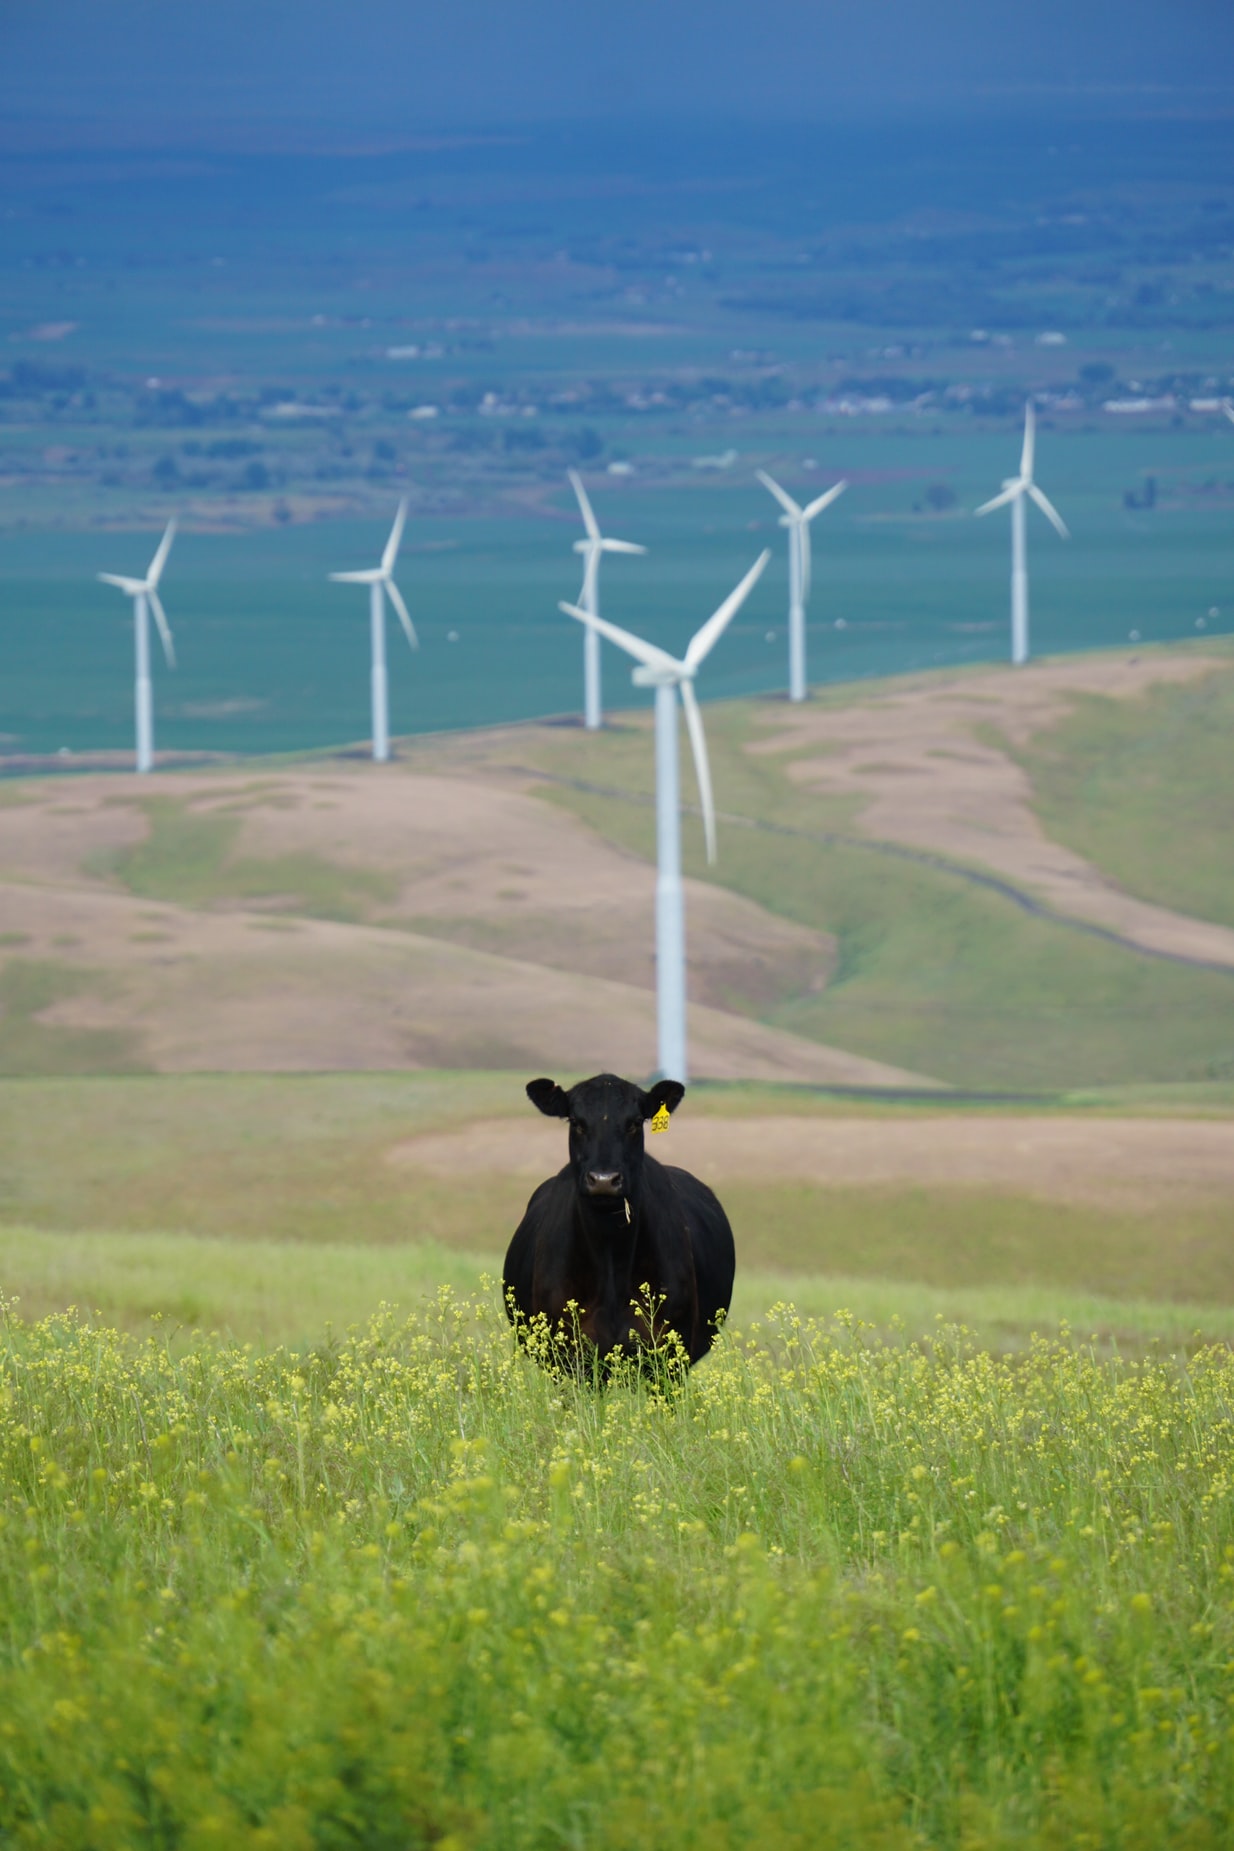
[748,652,1234,970]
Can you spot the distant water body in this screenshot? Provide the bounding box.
[0,507,1227,760]
[2,110,1231,756]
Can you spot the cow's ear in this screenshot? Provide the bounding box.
[526,1077,571,1118]
[641,1079,685,1121]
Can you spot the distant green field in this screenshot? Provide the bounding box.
[1016,650,1234,931]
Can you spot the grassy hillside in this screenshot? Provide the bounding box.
[519,697,1234,1090]
[97,793,399,920]
[1015,650,1234,932]
[4,646,1233,1091]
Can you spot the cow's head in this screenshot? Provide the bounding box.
[526,1071,684,1213]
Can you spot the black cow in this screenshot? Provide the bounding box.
[503,1072,735,1373]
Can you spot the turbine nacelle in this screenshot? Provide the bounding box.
[973,407,1070,541]
[573,537,647,557]
[758,471,847,529]
[631,662,688,689]
[96,518,178,669]
[757,471,846,620]
[566,469,647,731]
[560,548,769,864]
[328,499,418,649]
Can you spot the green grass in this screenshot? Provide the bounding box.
[523,697,1234,1091]
[1015,652,1234,933]
[0,959,147,1077]
[721,1181,1234,1306]
[0,1227,493,1349]
[1,1295,1232,1845]
[3,1225,1232,1355]
[96,795,398,922]
[0,1073,522,1247]
[1,1076,1232,1352]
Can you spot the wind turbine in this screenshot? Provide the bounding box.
[329,499,418,762]
[756,470,846,701]
[97,519,178,774]
[974,402,1069,666]
[560,549,770,1082]
[568,469,646,729]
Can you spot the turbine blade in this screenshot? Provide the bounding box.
[381,498,408,575]
[558,601,680,677]
[329,570,381,584]
[568,468,600,541]
[580,544,599,613]
[97,573,142,594]
[149,590,176,668]
[756,469,801,519]
[1020,401,1035,481]
[146,517,177,588]
[386,576,419,650]
[1027,482,1070,540]
[803,479,847,522]
[1224,399,1234,426]
[599,538,647,555]
[973,485,1020,517]
[683,549,771,673]
[679,679,718,865]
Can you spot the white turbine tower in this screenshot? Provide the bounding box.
[329,499,418,762]
[756,470,846,701]
[568,469,646,729]
[97,519,178,774]
[560,549,770,1082]
[974,402,1069,666]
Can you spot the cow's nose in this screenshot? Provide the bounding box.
[585,1169,623,1196]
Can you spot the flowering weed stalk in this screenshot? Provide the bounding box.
[0,1291,1231,1846]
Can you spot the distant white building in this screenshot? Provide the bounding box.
[1102,395,1176,414]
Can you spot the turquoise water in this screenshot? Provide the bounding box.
[2,434,1231,757]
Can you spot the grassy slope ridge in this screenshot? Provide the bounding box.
[521,696,1234,1090]
[1015,653,1234,933]
[0,1297,1231,1847]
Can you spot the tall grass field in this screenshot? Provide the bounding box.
[2,1288,1232,1847]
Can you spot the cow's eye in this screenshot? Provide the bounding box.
[627,1121,640,1138]
[569,1118,583,1134]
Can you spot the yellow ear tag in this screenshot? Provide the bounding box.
[649,1103,671,1134]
